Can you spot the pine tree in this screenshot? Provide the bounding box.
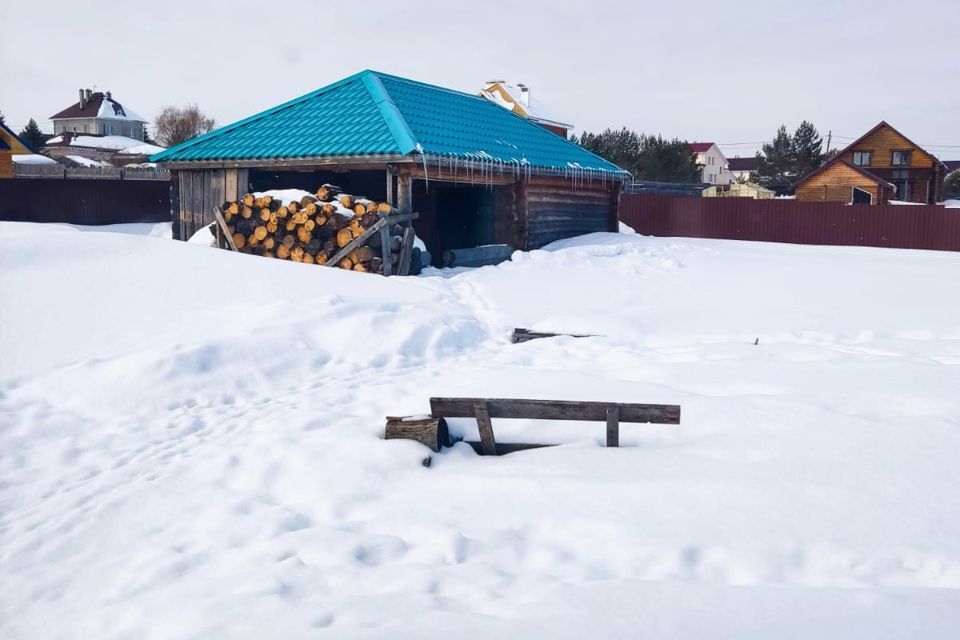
[792,120,824,178]
[757,125,795,192]
[18,118,49,153]
[574,128,700,182]
[0,110,6,127]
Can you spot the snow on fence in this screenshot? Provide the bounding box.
[13,165,170,181]
[620,193,960,252]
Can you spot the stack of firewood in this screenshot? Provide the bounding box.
[220,184,407,273]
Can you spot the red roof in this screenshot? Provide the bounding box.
[50,93,107,120]
[689,142,714,152]
[727,157,760,171]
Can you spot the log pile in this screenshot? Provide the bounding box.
[219,185,412,274]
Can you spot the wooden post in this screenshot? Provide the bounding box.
[398,227,415,276]
[380,224,392,277]
[606,406,620,447]
[397,174,412,213]
[386,170,395,207]
[473,400,497,455]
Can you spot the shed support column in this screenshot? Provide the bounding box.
[397,174,412,213]
[386,170,395,207]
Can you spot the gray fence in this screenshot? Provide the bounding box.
[13,164,170,181]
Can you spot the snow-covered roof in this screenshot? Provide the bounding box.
[65,155,112,167]
[45,134,165,154]
[480,82,574,130]
[12,154,58,165]
[50,91,146,123]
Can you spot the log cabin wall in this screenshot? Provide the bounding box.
[795,162,885,204]
[520,180,619,249]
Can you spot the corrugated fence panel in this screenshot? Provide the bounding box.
[0,178,170,225]
[619,194,960,252]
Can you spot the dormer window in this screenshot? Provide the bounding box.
[852,151,871,166]
[891,150,911,166]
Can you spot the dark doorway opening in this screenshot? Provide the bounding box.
[851,187,872,205]
[412,181,499,265]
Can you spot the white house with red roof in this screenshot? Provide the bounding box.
[690,142,735,185]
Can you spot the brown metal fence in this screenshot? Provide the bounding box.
[0,178,171,225]
[619,194,960,252]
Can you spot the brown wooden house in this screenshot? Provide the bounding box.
[0,122,32,179]
[795,121,948,204]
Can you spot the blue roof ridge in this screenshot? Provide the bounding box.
[359,71,418,155]
[152,71,371,161]
[369,70,625,174]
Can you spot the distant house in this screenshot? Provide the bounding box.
[727,156,760,182]
[0,122,32,178]
[689,143,735,185]
[50,88,147,140]
[795,121,948,204]
[480,81,573,138]
[944,160,960,176]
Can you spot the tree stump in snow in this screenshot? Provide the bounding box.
[384,416,450,452]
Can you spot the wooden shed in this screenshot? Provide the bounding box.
[152,71,628,261]
[0,122,31,179]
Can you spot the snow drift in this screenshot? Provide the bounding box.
[1,222,959,638]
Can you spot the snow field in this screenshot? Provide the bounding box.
[1,221,959,638]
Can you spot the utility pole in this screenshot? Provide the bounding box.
[826,130,832,154]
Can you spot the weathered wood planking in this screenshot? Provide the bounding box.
[397,227,416,276]
[511,328,594,343]
[472,400,497,455]
[430,398,681,424]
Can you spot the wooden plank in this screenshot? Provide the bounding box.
[380,223,392,277]
[473,400,497,455]
[464,441,552,455]
[511,328,594,343]
[442,244,512,268]
[327,216,389,267]
[606,406,620,447]
[213,207,238,251]
[386,170,394,207]
[397,227,415,276]
[224,168,239,203]
[430,397,680,424]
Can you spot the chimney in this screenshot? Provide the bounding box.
[517,83,529,108]
[105,90,111,100]
[85,88,92,103]
[79,88,86,109]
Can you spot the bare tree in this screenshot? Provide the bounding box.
[154,104,215,147]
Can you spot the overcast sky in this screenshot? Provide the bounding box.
[3,0,958,158]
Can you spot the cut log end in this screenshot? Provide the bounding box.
[384,416,450,452]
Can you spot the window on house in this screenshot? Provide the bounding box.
[892,151,911,166]
[852,151,871,166]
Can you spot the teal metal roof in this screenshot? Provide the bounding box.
[151,70,627,176]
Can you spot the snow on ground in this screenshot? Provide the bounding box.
[1,222,959,638]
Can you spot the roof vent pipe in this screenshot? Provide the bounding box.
[79,88,86,109]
